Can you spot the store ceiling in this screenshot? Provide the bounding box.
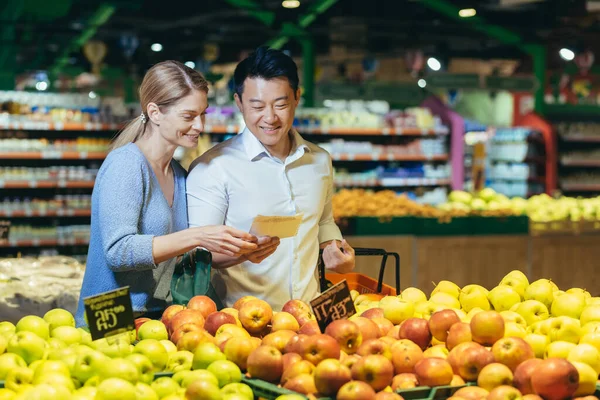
[9,0,600,76]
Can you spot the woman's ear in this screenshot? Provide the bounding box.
[147,102,161,125]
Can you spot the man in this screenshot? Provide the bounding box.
[187,47,355,311]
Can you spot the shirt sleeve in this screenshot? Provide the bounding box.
[318,156,343,244]
[186,158,228,227]
[98,152,156,271]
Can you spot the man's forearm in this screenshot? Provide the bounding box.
[212,253,246,269]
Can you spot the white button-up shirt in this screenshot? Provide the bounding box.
[186,127,343,310]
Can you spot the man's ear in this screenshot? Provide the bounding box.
[294,88,301,106]
[234,93,243,113]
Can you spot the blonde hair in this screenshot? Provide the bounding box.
[110,60,209,151]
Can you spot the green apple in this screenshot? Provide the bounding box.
[546,316,581,344]
[568,343,600,374]
[459,284,491,312]
[134,339,168,372]
[566,288,591,299]
[71,348,108,384]
[582,321,600,336]
[413,301,443,320]
[207,360,242,388]
[524,333,550,358]
[0,322,16,338]
[78,329,92,346]
[15,316,49,340]
[0,389,15,400]
[0,334,7,355]
[32,360,70,381]
[400,287,427,303]
[72,386,97,400]
[160,340,178,355]
[151,377,180,398]
[47,337,67,350]
[138,321,169,341]
[135,382,159,400]
[380,296,415,324]
[43,309,75,331]
[92,336,132,358]
[431,280,460,299]
[515,300,549,326]
[499,270,529,298]
[223,394,252,400]
[545,341,576,359]
[499,311,526,328]
[125,353,155,384]
[221,383,254,400]
[0,353,27,380]
[166,350,193,373]
[33,372,76,392]
[179,369,219,388]
[488,286,521,312]
[524,279,555,309]
[192,342,226,370]
[5,366,34,393]
[98,357,139,384]
[580,304,600,325]
[172,370,193,386]
[96,378,137,400]
[551,294,586,319]
[504,322,526,338]
[20,383,71,400]
[586,297,600,305]
[429,292,460,309]
[50,326,82,346]
[7,331,47,364]
[580,332,600,352]
[465,307,485,322]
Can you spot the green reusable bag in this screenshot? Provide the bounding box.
[170,247,224,310]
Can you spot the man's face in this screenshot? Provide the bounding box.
[234,76,300,150]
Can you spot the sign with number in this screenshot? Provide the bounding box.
[310,280,356,333]
[83,286,135,341]
[0,221,10,242]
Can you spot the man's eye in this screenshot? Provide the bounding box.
[276,104,288,109]
[252,107,264,111]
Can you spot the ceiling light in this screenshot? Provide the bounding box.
[184,61,196,69]
[151,43,163,52]
[427,57,441,71]
[559,48,575,61]
[459,8,476,18]
[88,91,97,99]
[35,81,48,91]
[282,0,300,8]
[418,79,427,88]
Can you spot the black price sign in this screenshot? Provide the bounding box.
[310,280,356,333]
[83,286,135,341]
[0,221,10,241]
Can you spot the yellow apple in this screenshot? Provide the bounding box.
[504,322,526,338]
[551,294,586,319]
[431,280,461,299]
[524,279,555,309]
[488,286,521,312]
[586,297,600,305]
[579,332,600,352]
[554,290,565,298]
[546,316,581,344]
[544,341,576,359]
[350,290,360,301]
[566,288,591,299]
[379,296,415,325]
[524,333,549,358]
[580,304,600,326]
[581,321,600,335]
[414,301,444,320]
[570,361,597,397]
[400,287,427,304]
[499,270,529,298]
[459,285,491,313]
[423,344,449,359]
[515,300,549,326]
[499,311,526,328]
[429,293,460,309]
[464,307,485,323]
[451,308,468,322]
[567,343,600,374]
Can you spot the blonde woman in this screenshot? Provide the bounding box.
[75,61,277,326]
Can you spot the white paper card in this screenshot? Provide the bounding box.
[249,213,303,239]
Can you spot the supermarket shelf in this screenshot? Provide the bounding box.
[0,122,122,131]
[204,124,449,136]
[0,238,89,248]
[560,134,600,143]
[0,180,95,189]
[330,153,448,162]
[0,209,91,218]
[561,183,600,191]
[560,159,600,167]
[335,178,451,187]
[0,151,107,160]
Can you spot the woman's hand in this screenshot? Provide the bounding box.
[244,236,280,264]
[194,226,258,257]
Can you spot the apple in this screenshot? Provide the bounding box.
[414,301,444,320]
[341,354,361,370]
[391,373,419,390]
[98,357,139,384]
[221,383,254,400]
[386,325,401,339]
[337,380,377,400]
[470,310,504,346]
[430,292,461,309]
[216,324,251,341]
[459,285,491,312]
[567,343,600,374]
[361,308,385,320]
[5,366,34,392]
[351,354,394,391]
[429,309,460,342]
[521,334,545,360]
[499,270,529,298]
[513,358,542,395]
[487,385,523,400]
[283,334,310,354]
[431,280,461,299]
[224,336,260,371]
[323,320,362,355]
[136,320,168,341]
[491,337,534,371]
[504,322,526,338]
[581,321,600,335]
[282,373,318,395]
[423,344,449,359]
[586,297,600,305]
[579,332,600,352]
[454,386,490,400]
[531,358,579,400]
[165,350,193,373]
[390,339,424,374]
[379,297,414,325]
[547,316,581,344]
[301,333,340,365]
[238,299,273,334]
[523,279,554,308]
[580,304,600,325]
[282,299,315,327]
[566,288,590,298]
[551,294,586,320]
[200,312,235,337]
[545,341,576,359]
[0,321,15,338]
[177,329,215,353]
[281,359,315,385]
[514,300,549,326]
[7,331,47,364]
[20,383,71,400]
[170,323,204,346]
[450,374,465,386]
[187,295,217,319]
[311,358,351,396]
[414,357,453,387]
[247,345,283,383]
[160,339,178,355]
[70,347,107,383]
[43,308,75,331]
[282,352,302,372]
[261,330,296,354]
[185,379,221,400]
[73,386,98,400]
[369,318,393,337]
[570,361,597,397]
[177,369,219,388]
[477,362,513,392]
[50,325,81,346]
[206,359,242,387]
[190,341,225,370]
[161,305,185,329]
[123,353,154,384]
[357,338,392,360]
[488,286,522,312]
[398,318,432,350]
[15,316,49,340]
[96,377,137,400]
[298,320,321,336]
[351,317,381,341]
[92,335,132,358]
[169,309,205,334]
[134,339,169,372]
[234,295,258,310]
[271,312,300,332]
[446,322,472,351]
[450,343,494,381]
[32,360,70,381]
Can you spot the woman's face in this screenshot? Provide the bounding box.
[157,89,208,148]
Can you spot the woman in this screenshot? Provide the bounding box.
[75,61,258,327]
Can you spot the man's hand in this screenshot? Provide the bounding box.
[322,239,355,274]
[244,236,280,264]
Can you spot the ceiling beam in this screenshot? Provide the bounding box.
[223,0,275,26]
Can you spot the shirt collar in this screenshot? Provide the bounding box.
[241,126,310,162]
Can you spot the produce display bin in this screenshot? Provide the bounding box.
[350,216,417,236]
[415,217,473,236]
[469,215,529,235]
[242,377,306,399]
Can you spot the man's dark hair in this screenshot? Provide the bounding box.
[234,46,299,99]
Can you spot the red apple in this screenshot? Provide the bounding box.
[223,336,260,371]
[187,296,217,319]
[470,311,505,346]
[361,308,385,319]
[513,358,543,395]
[341,354,361,370]
[271,312,300,332]
[487,385,523,400]
[261,330,296,354]
[387,325,401,338]
[282,299,315,327]
[336,380,376,400]
[233,296,258,310]
[203,312,237,336]
[477,363,514,392]
[448,342,494,381]
[429,310,461,342]
[238,299,272,335]
[161,305,185,332]
[283,373,318,395]
[530,358,579,400]
[379,336,396,347]
[284,334,310,354]
[357,339,392,361]
[351,354,394,391]
[351,317,381,341]
[246,345,284,383]
[176,330,215,352]
[325,320,363,355]
[298,320,321,336]
[371,318,394,336]
[281,359,316,385]
[398,318,432,351]
[391,372,419,390]
[446,322,472,351]
[313,358,352,396]
[282,352,302,372]
[414,357,454,387]
[454,386,489,400]
[301,334,341,365]
[491,337,535,372]
[390,339,424,374]
[170,323,204,345]
[169,309,205,334]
